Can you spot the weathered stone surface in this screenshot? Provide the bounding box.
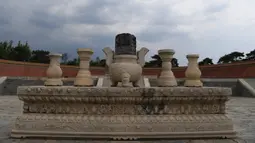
[17,86,230,115]
[0,96,253,142]
[11,86,236,140]
[17,86,232,97]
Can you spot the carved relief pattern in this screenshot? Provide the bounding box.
[19,95,227,104]
[23,103,223,114]
[13,86,235,139]
[17,86,232,97]
[18,86,229,115]
[14,114,234,133]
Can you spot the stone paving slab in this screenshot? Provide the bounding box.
[0,96,254,142]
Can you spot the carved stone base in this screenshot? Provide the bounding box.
[158,77,177,87]
[184,80,203,87]
[9,139,245,143]
[74,78,94,86]
[12,86,237,140]
[44,78,63,86]
[11,114,236,140]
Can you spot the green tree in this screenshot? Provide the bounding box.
[199,57,214,66]
[171,58,179,67]
[0,40,32,61]
[217,51,245,64]
[30,50,50,63]
[89,57,106,67]
[144,54,179,67]
[61,53,69,64]
[0,40,13,59]
[99,59,106,67]
[245,49,255,60]
[9,41,32,61]
[66,58,79,66]
[144,54,161,67]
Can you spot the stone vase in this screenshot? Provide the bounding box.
[157,49,177,87]
[74,48,94,86]
[184,54,203,87]
[44,53,63,86]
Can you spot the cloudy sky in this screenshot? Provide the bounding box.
[0,0,255,65]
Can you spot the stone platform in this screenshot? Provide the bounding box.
[0,96,253,142]
[10,86,237,141]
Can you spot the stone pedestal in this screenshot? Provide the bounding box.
[12,86,236,140]
[44,53,63,86]
[74,48,94,86]
[184,54,203,87]
[157,49,177,87]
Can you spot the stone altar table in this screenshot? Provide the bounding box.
[11,86,236,140]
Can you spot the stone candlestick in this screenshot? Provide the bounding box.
[157,49,177,87]
[184,54,203,87]
[44,53,63,86]
[74,48,94,86]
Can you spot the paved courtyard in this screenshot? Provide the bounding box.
[0,96,254,143]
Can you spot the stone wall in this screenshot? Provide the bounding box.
[1,59,255,78]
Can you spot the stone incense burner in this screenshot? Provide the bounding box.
[103,33,149,87]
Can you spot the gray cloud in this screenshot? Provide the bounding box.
[71,1,120,25]
[29,11,65,30]
[0,6,11,26]
[0,16,9,25]
[0,0,255,65]
[205,3,229,13]
[137,27,187,43]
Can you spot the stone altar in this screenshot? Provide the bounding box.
[12,86,236,140]
[11,33,238,142]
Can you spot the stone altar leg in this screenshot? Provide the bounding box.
[111,82,118,87]
[184,54,203,87]
[74,48,94,86]
[157,49,177,87]
[121,72,131,87]
[132,81,140,87]
[44,53,63,86]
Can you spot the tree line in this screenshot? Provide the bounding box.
[0,40,254,67]
[198,51,255,66]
